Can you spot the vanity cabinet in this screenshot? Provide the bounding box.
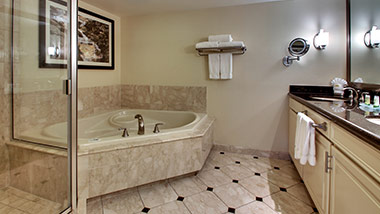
[288,97,380,214]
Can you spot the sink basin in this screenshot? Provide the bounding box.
[365,116,380,126]
[310,96,349,102]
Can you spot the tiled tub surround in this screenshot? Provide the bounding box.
[77,115,214,214]
[86,150,316,214]
[12,84,206,142]
[121,85,207,113]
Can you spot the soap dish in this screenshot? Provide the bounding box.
[359,103,380,112]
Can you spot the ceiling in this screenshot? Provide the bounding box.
[81,0,287,17]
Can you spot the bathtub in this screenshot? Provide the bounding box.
[18,109,214,212]
[19,109,207,150]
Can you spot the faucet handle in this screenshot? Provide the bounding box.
[153,123,164,133]
[118,128,129,137]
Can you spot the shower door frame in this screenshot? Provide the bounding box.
[10,0,79,213]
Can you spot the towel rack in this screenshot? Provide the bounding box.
[297,110,328,131]
[196,46,247,56]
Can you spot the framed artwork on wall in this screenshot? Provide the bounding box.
[39,0,115,69]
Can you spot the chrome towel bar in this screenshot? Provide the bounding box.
[297,110,328,131]
[196,46,247,56]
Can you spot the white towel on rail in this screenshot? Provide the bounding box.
[195,41,219,49]
[209,54,220,79]
[294,112,316,166]
[219,41,245,48]
[220,53,232,79]
[208,34,233,42]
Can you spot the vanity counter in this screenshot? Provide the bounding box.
[289,93,380,150]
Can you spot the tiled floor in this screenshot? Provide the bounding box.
[87,150,318,214]
[0,187,63,214]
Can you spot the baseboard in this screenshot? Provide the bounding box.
[212,144,290,160]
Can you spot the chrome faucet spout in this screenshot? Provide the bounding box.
[134,114,145,135]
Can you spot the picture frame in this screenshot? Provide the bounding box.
[39,0,115,69]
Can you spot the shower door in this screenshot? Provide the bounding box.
[11,0,77,213]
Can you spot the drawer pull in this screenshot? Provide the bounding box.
[325,151,333,173]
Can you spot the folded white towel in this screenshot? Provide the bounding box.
[196,41,219,49]
[208,54,220,79]
[208,34,233,42]
[294,112,316,166]
[220,53,232,79]
[219,41,245,48]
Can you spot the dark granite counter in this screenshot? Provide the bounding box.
[289,86,380,151]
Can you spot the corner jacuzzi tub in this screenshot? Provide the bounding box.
[19,108,214,210]
[20,109,206,150]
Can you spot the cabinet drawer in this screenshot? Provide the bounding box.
[331,123,380,183]
[289,97,304,113]
[304,107,331,138]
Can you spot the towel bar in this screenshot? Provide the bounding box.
[297,110,328,131]
[196,46,247,56]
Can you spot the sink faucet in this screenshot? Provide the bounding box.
[134,114,144,135]
[343,87,359,103]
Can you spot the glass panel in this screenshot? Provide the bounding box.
[10,0,71,212]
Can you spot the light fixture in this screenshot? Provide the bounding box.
[364,26,380,48]
[314,29,329,50]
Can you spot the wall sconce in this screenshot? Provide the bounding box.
[364,26,380,48]
[314,29,329,50]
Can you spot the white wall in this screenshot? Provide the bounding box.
[121,0,346,153]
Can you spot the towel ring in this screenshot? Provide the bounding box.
[297,111,328,131]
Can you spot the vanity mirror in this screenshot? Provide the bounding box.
[283,38,310,67]
[347,0,380,87]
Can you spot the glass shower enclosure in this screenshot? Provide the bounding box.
[1,0,78,213]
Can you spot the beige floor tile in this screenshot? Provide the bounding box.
[263,191,314,214]
[208,153,235,167]
[220,164,254,180]
[184,191,227,214]
[169,176,206,197]
[241,159,274,173]
[224,152,254,163]
[236,201,279,214]
[261,170,300,188]
[278,164,301,178]
[86,197,103,214]
[260,158,292,168]
[101,188,143,213]
[287,183,314,207]
[197,169,231,188]
[200,159,215,171]
[148,201,190,214]
[138,181,177,208]
[213,183,255,208]
[240,176,280,198]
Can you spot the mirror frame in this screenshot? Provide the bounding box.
[346,0,380,90]
[288,38,310,56]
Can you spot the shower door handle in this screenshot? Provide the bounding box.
[63,79,72,95]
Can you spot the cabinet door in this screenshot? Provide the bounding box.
[303,132,330,214]
[288,109,303,177]
[330,147,380,214]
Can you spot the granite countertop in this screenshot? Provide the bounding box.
[289,86,380,151]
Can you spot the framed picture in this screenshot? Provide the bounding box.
[39,0,115,69]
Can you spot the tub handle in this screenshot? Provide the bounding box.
[118,128,129,137]
[153,123,164,133]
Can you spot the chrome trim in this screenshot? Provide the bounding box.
[325,151,333,173]
[68,0,78,212]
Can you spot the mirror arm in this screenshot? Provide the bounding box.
[283,56,300,67]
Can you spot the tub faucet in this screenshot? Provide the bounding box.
[134,114,145,135]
